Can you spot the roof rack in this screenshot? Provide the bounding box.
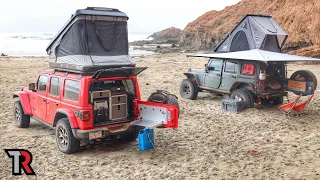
[92,67,148,79]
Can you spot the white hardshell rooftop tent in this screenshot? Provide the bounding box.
[188,49,320,62]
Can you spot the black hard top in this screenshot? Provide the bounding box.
[46,7,128,52]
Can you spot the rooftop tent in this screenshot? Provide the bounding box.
[215,14,288,53]
[188,49,320,62]
[46,7,134,72]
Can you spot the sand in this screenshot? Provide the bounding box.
[1,53,320,180]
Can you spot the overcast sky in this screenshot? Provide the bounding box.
[0,0,240,33]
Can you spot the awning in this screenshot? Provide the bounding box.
[188,49,320,62]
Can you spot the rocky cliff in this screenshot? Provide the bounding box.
[148,27,182,42]
[180,0,320,57]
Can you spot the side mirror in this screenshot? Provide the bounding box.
[29,83,36,92]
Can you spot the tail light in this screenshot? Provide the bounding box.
[258,80,265,87]
[76,110,91,120]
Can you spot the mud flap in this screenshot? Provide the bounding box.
[131,100,178,128]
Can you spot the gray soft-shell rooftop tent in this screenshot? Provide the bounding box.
[46,7,134,73]
[215,14,288,53]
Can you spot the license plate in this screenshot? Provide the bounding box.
[88,131,102,140]
[288,80,306,91]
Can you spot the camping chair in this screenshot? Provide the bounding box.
[292,94,314,116]
[279,94,302,115]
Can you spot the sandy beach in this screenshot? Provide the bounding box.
[1,53,320,179]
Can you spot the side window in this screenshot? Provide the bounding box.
[209,60,222,71]
[242,63,255,75]
[225,62,238,73]
[64,80,80,101]
[50,77,60,96]
[37,75,48,92]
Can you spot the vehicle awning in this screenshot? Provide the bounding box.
[188,49,320,62]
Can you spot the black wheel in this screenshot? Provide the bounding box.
[180,79,198,100]
[230,89,254,108]
[55,118,80,154]
[13,99,30,128]
[147,92,180,114]
[290,70,317,95]
[121,127,142,142]
[272,96,284,105]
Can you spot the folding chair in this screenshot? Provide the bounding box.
[292,94,314,116]
[279,94,302,115]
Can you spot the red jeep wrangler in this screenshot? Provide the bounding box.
[13,67,179,154]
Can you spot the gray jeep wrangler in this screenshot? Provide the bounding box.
[180,58,317,108]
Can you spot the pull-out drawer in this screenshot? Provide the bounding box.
[111,94,127,104]
[111,104,127,120]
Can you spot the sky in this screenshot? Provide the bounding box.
[0,0,241,34]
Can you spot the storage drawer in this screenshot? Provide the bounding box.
[111,104,127,120]
[112,95,127,104]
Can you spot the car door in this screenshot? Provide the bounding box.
[131,100,179,129]
[32,75,48,121]
[204,59,223,89]
[46,76,61,125]
[220,61,239,90]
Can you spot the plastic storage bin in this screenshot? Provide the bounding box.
[138,129,154,151]
[221,99,245,112]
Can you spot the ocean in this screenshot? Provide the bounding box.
[0,32,153,56]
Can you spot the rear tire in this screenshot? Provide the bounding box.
[121,127,142,142]
[13,99,30,128]
[272,96,284,105]
[290,70,317,95]
[55,118,80,154]
[230,89,254,108]
[180,79,198,100]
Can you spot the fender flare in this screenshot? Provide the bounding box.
[183,73,199,85]
[53,109,79,128]
[230,82,256,92]
[13,91,32,115]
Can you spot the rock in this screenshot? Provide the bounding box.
[1,53,8,57]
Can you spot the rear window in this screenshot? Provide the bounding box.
[90,79,135,95]
[242,64,255,75]
[225,62,238,73]
[50,77,60,96]
[64,80,80,101]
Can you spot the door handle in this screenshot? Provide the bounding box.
[231,75,237,78]
[42,98,46,102]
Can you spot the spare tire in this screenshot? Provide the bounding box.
[147,90,180,116]
[290,70,317,95]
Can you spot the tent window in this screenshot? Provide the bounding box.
[230,31,250,52]
[242,64,255,75]
[262,35,280,52]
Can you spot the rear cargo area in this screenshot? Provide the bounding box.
[89,79,135,126]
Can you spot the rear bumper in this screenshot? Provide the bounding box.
[72,123,133,141]
[258,91,287,99]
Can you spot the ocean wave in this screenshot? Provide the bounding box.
[6,32,55,40]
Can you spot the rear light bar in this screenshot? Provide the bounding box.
[75,110,90,120]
